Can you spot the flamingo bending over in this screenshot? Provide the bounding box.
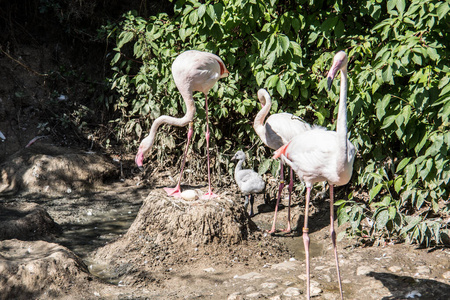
[253,88,311,233]
[273,51,356,299]
[135,50,229,199]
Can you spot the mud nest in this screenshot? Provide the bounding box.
[0,143,118,195]
[0,203,61,241]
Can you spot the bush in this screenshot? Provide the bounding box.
[103,0,450,246]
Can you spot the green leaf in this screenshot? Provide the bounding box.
[374,208,389,229]
[369,183,383,201]
[278,35,290,53]
[266,74,279,88]
[376,94,391,120]
[276,79,287,97]
[381,115,397,129]
[198,4,206,18]
[117,31,134,48]
[258,158,272,175]
[394,177,403,194]
[395,0,406,15]
[396,157,412,172]
[436,2,450,20]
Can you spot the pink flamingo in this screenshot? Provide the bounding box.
[253,88,311,233]
[135,50,229,199]
[273,51,356,299]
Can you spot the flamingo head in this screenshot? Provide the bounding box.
[135,147,145,171]
[218,60,229,78]
[257,89,269,108]
[327,51,348,90]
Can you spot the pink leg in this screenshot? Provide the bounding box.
[164,122,194,198]
[201,94,218,200]
[267,162,285,233]
[280,167,294,233]
[303,186,311,299]
[330,185,344,300]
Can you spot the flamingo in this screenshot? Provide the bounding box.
[135,50,229,199]
[273,51,356,299]
[253,88,311,233]
[232,150,266,217]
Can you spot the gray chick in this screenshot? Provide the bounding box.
[232,150,266,217]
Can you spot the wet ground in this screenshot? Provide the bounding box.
[1,146,450,299]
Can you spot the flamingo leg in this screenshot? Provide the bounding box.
[164,122,194,197]
[249,194,255,217]
[267,162,285,233]
[201,94,218,200]
[280,167,294,233]
[330,185,344,300]
[303,186,311,300]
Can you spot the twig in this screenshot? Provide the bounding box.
[0,46,48,77]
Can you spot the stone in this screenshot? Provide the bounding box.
[261,282,278,289]
[388,266,402,273]
[271,260,300,271]
[357,265,374,276]
[283,287,302,297]
[442,271,450,279]
[235,272,265,280]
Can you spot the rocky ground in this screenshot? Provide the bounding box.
[0,143,450,300]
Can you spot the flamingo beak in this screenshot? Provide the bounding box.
[135,150,145,172]
[273,143,290,159]
[327,56,344,90]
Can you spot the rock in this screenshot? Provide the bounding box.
[282,287,301,297]
[357,265,374,276]
[416,265,431,274]
[0,144,118,195]
[388,266,402,273]
[235,272,265,280]
[261,282,278,289]
[0,202,61,241]
[203,267,215,273]
[442,271,450,279]
[0,239,92,299]
[271,260,300,271]
[227,292,242,300]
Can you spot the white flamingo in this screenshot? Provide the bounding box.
[253,88,311,233]
[273,51,356,299]
[135,50,229,199]
[232,150,266,217]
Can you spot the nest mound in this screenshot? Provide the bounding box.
[92,190,288,285]
[0,203,61,241]
[0,143,118,196]
[0,239,92,300]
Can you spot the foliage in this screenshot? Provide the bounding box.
[103,0,450,246]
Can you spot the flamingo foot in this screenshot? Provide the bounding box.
[279,228,292,234]
[164,186,182,198]
[201,190,218,200]
[266,228,277,234]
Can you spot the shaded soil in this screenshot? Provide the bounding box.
[0,144,449,299]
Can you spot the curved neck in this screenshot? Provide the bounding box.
[253,94,271,145]
[234,158,245,176]
[139,92,196,155]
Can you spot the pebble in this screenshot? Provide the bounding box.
[388,266,402,273]
[442,271,450,279]
[357,265,374,276]
[271,260,299,271]
[234,272,265,280]
[246,292,262,298]
[283,287,301,297]
[261,282,278,289]
[416,265,430,274]
[203,267,215,273]
[227,292,242,300]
